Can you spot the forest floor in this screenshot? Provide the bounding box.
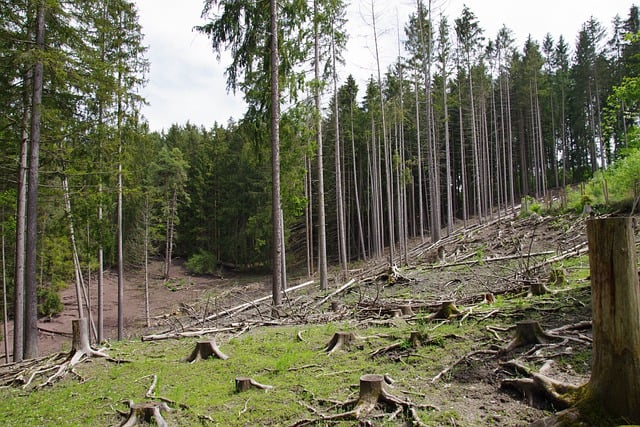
[3,210,639,426]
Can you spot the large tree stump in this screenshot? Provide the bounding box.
[120,400,171,427]
[324,332,358,354]
[586,217,640,422]
[186,340,229,363]
[354,374,385,417]
[499,320,561,356]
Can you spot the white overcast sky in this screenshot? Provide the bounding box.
[135,0,634,132]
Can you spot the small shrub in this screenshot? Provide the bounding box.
[38,284,64,317]
[185,250,217,275]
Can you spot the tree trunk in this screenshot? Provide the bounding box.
[13,62,31,363]
[2,225,9,363]
[333,28,348,275]
[24,0,46,360]
[312,0,328,290]
[144,195,151,328]
[270,0,283,309]
[586,217,640,422]
[370,0,394,266]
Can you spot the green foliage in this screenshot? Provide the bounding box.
[185,250,218,275]
[565,147,640,212]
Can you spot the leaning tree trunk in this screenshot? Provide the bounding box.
[586,217,640,422]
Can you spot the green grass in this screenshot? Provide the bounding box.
[0,255,599,426]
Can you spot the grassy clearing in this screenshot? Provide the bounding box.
[0,256,595,426]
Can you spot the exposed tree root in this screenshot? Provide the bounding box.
[186,340,229,362]
[235,376,273,392]
[500,359,581,410]
[291,374,437,426]
[0,318,124,389]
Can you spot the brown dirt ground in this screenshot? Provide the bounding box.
[3,259,270,357]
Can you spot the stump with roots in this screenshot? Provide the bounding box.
[399,305,415,316]
[482,293,496,304]
[119,400,171,427]
[235,377,273,393]
[186,340,229,363]
[324,332,359,354]
[429,301,460,320]
[499,320,561,356]
[527,280,553,296]
[39,318,111,387]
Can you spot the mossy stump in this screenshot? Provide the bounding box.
[430,301,460,320]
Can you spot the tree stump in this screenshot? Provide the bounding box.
[354,374,385,417]
[499,320,560,356]
[528,281,552,296]
[324,331,358,354]
[429,301,460,320]
[235,377,273,393]
[120,400,171,427]
[586,217,640,422]
[399,305,415,316]
[186,340,229,363]
[482,293,496,304]
[409,331,424,348]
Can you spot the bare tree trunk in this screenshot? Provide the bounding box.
[270,0,283,308]
[332,26,348,275]
[304,156,314,277]
[349,98,366,260]
[414,76,425,241]
[163,188,177,279]
[97,187,104,342]
[24,1,45,359]
[116,138,124,340]
[506,74,516,214]
[370,0,394,266]
[61,171,97,341]
[14,62,31,363]
[2,224,9,363]
[442,61,453,235]
[144,195,150,328]
[586,217,640,422]
[313,17,328,288]
[458,90,468,228]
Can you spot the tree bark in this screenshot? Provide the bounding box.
[312,0,328,290]
[24,0,46,360]
[586,217,640,422]
[270,0,283,309]
[13,55,32,363]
